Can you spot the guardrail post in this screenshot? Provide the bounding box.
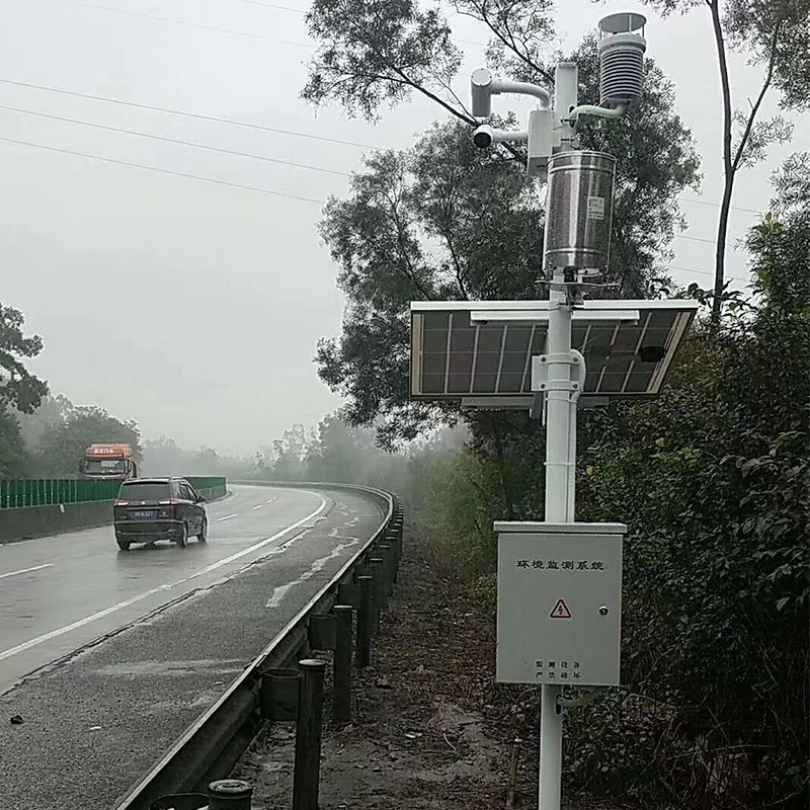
[379,543,393,598]
[293,659,326,810]
[208,779,253,809]
[386,530,400,582]
[332,605,353,722]
[369,557,385,630]
[356,575,373,668]
[260,668,301,721]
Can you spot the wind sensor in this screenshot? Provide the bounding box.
[470,11,647,178]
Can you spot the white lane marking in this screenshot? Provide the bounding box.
[266,538,358,608]
[0,563,54,581]
[0,587,165,663]
[175,498,328,585]
[217,513,238,522]
[0,497,328,663]
[251,504,263,511]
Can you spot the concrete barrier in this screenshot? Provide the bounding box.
[0,500,114,544]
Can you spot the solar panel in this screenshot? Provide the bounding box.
[410,300,698,403]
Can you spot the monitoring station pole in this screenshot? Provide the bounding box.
[411,16,696,802]
[409,13,697,810]
[468,13,648,810]
[538,269,572,810]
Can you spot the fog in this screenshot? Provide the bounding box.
[1,0,802,455]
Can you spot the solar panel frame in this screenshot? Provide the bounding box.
[410,299,698,403]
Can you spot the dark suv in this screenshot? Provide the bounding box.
[114,478,207,551]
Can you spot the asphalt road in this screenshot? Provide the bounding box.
[0,485,332,692]
[0,484,387,810]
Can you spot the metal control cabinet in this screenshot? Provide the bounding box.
[496,522,626,686]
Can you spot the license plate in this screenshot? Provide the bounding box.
[132,510,157,519]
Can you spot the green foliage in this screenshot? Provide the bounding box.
[0,301,48,477]
[408,183,809,805]
[142,438,257,479]
[0,409,30,478]
[410,445,497,574]
[303,0,464,121]
[571,263,809,805]
[0,301,48,415]
[315,120,543,447]
[316,111,698,447]
[31,404,141,477]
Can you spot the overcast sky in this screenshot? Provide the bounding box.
[1,0,804,455]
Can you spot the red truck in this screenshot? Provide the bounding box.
[83,443,138,481]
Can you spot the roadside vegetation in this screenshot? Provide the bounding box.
[297,0,808,803]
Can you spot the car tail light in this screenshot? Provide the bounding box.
[159,499,178,518]
[115,499,129,506]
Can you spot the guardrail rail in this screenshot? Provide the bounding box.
[113,480,403,810]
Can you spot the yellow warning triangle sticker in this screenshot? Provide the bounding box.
[550,598,572,619]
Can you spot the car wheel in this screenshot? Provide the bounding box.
[197,518,208,542]
[117,539,131,551]
[176,524,188,548]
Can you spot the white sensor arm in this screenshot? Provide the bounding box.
[491,78,551,106]
[471,68,550,118]
[567,103,626,122]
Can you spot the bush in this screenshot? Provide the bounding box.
[409,206,809,807]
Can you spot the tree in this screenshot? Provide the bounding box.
[640,0,809,322]
[305,413,362,483]
[0,302,48,415]
[304,0,467,123]
[305,3,700,446]
[316,110,698,447]
[0,301,48,477]
[0,409,30,478]
[271,424,310,480]
[33,405,141,477]
[305,3,699,298]
[141,436,189,477]
[15,394,74,452]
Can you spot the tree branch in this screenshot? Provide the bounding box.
[731,21,783,174]
[441,228,470,300]
[455,0,554,83]
[381,189,434,300]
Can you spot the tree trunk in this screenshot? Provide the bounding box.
[713,175,735,322]
[709,0,734,326]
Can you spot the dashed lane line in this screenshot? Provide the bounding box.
[0,497,328,663]
[0,563,54,580]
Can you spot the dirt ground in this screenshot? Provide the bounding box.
[234,529,615,809]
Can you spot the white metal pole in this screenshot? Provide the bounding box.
[538,269,573,810]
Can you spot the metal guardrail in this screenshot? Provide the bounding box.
[113,481,401,810]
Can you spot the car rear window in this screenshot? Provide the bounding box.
[119,482,170,501]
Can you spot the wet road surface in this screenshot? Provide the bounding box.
[0,484,386,809]
[0,486,328,691]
